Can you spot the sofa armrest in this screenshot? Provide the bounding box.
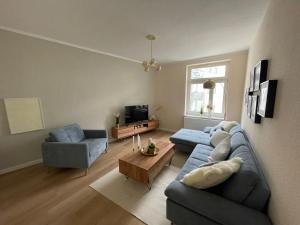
[42,142,89,168]
[83,129,107,138]
[165,180,272,225]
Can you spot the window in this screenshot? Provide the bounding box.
[185,62,228,119]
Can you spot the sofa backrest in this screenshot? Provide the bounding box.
[230,131,248,152]
[49,123,85,143]
[219,125,271,211]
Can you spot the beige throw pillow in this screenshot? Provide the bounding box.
[208,137,231,162]
[210,130,230,147]
[180,157,243,189]
[220,121,238,132]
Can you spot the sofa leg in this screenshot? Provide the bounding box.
[84,168,88,176]
[105,148,108,153]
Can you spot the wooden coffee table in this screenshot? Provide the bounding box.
[119,141,175,189]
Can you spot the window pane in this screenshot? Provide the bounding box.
[212,82,225,114]
[191,65,226,79]
[189,83,209,113]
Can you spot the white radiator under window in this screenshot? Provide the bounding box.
[183,116,222,130]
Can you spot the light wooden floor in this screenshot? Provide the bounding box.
[0,130,173,225]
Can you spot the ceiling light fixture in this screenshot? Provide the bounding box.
[142,34,162,72]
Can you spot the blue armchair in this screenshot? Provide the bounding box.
[42,123,108,175]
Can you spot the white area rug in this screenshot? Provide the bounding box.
[90,152,187,225]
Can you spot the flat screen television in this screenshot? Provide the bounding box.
[125,105,148,124]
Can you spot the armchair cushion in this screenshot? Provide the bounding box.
[49,128,71,142]
[64,124,85,143]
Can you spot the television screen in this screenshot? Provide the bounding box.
[125,105,148,124]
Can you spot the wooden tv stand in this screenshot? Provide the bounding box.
[111,120,159,140]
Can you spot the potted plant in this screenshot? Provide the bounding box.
[114,113,120,128]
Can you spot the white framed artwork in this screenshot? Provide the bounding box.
[4,97,45,134]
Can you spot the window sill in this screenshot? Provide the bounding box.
[184,115,224,120]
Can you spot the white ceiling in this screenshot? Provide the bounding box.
[0,0,269,63]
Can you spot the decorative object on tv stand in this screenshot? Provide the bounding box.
[150,105,162,120]
[114,113,120,128]
[258,80,278,118]
[254,60,268,91]
[250,95,261,123]
[142,34,162,72]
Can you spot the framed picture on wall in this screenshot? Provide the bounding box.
[254,60,268,91]
[249,68,255,92]
[244,88,249,105]
[258,80,278,118]
[250,95,261,123]
[247,95,252,118]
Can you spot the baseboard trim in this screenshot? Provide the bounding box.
[0,158,43,175]
[158,127,177,133]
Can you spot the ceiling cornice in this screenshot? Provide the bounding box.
[0,26,142,64]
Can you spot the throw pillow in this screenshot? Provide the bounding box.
[208,137,231,162]
[210,130,230,147]
[220,121,238,132]
[180,157,243,189]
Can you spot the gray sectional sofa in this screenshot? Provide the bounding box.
[42,124,108,172]
[165,124,272,225]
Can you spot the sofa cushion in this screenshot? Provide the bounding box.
[230,132,248,152]
[203,126,212,133]
[64,124,85,143]
[49,128,71,142]
[229,124,244,135]
[176,144,213,181]
[220,145,270,211]
[170,128,211,147]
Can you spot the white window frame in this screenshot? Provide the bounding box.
[185,60,229,119]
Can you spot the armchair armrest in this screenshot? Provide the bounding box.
[165,180,272,225]
[42,142,89,168]
[83,129,107,138]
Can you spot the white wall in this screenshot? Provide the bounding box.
[241,0,300,224]
[154,51,248,131]
[0,29,154,171]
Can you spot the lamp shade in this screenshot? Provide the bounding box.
[203,79,216,89]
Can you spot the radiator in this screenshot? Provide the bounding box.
[183,116,222,130]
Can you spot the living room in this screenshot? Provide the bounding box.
[0,0,299,225]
